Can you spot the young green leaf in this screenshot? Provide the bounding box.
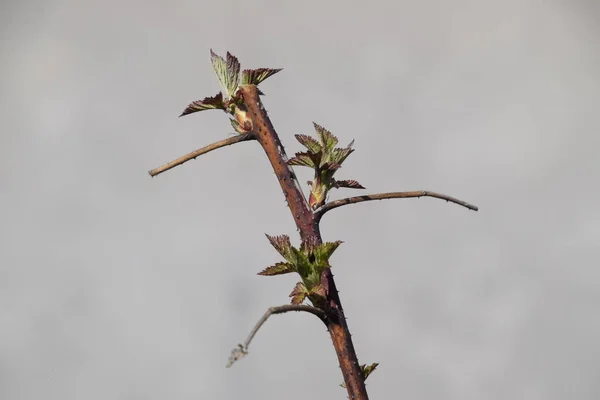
[179,93,225,117]
[313,122,339,152]
[361,363,379,380]
[288,152,316,168]
[341,363,379,389]
[258,262,295,276]
[313,241,343,265]
[330,146,355,165]
[289,282,309,305]
[210,50,240,98]
[294,134,322,153]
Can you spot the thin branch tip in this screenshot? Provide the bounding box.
[316,190,478,220]
[148,133,254,177]
[226,304,327,368]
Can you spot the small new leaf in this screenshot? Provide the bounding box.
[294,134,322,153]
[179,93,225,117]
[225,52,241,95]
[314,241,343,265]
[341,363,379,389]
[313,122,339,152]
[289,282,309,305]
[335,179,365,189]
[331,146,355,165]
[230,118,247,134]
[241,68,283,85]
[288,152,316,168]
[210,50,240,98]
[320,161,342,171]
[265,234,294,262]
[361,363,379,381]
[258,262,295,276]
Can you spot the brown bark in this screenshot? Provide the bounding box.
[239,85,369,400]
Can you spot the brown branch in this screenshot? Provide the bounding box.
[148,133,254,177]
[239,85,369,400]
[227,305,327,368]
[315,190,478,222]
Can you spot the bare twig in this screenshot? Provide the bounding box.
[315,190,478,222]
[227,304,327,368]
[148,133,254,177]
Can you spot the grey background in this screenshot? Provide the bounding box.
[1,1,599,399]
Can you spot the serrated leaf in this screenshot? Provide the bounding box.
[300,236,320,255]
[289,282,308,305]
[241,68,283,85]
[313,122,339,152]
[210,50,239,98]
[320,161,342,171]
[291,246,311,278]
[335,179,365,189]
[225,52,241,95]
[294,134,322,153]
[330,146,355,165]
[288,153,316,168]
[265,234,293,262]
[314,241,343,265]
[257,262,295,276]
[309,283,327,298]
[179,93,225,117]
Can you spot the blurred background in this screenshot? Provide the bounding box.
[1,1,599,399]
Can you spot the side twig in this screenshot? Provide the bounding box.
[315,190,478,222]
[148,133,254,177]
[227,305,327,368]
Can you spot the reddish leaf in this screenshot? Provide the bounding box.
[241,68,283,85]
[179,92,225,117]
[289,282,308,305]
[335,179,365,189]
[257,262,295,276]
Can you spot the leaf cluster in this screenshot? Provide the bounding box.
[258,234,343,306]
[288,123,365,209]
[178,50,281,133]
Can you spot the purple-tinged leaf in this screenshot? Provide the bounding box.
[335,179,365,189]
[258,262,295,276]
[241,68,283,85]
[320,161,342,171]
[265,234,293,261]
[179,92,225,117]
[289,282,308,305]
[300,236,320,255]
[294,134,322,153]
[308,283,327,299]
